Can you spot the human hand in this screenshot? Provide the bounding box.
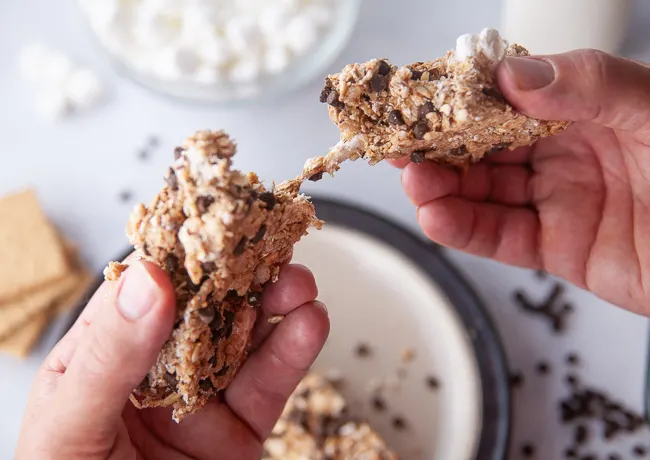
[394,50,650,316]
[15,260,329,460]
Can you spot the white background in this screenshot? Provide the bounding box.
[1,0,650,458]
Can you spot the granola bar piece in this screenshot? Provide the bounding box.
[263,372,398,460]
[303,28,570,179]
[122,130,321,422]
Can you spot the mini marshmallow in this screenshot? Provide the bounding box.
[197,37,233,68]
[194,65,225,85]
[224,16,264,53]
[133,3,180,47]
[264,45,291,75]
[19,43,51,83]
[65,68,104,109]
[229,56,262,84]
[284,14,319,56]
[34,91,71,121]
[154,46,201,80]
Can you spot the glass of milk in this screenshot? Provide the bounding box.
[501,0,632,55]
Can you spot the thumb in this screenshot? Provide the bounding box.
[57,261,175,431]
[497,50,650,133]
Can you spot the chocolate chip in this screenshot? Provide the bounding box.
[247,291,262,308]
[565,447,577,458]
[413,121,430,140]
[161,255,178,274]
[410,151,426,164]
[370,74,389,93]
[234,237,247,256]
[118,190,133,203]
[164,372,178,388]
[309,172,324,182]
[320,86,332,103]
[215,365,230,377]
[259,191,276,210]
[566,353,580,366]
[377,60,391,76]
[566,374,579,388]
[410,70,423,80]
[326,89,344,108]
[391,416,407,430]
[372,396,387,411]
[197,307,216,324]
[536,361,551,375]
[142,243,151,257]
[450,145,468,156]
[388,110,405,126]
[633,446,647,457]
[509,371,524,388]
[355,343,372,358]
[426,376,440,390]
[482,86,507,103]
[251,225,267,244]
[210,309,223,330]
[199,378,214,391]
[174,146,183,160]
[418,101,436,119]
[196,195,215,214]
[224,310,235,338]
[521,443,535,457]
[608,455,622,460]
[201,261,216,273]
[488,142,512,155]
[165,168,178,192]
[574,424,588,445]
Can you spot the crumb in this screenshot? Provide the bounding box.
[355,343,372,358]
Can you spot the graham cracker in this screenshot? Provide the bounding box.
[0,189,71,303]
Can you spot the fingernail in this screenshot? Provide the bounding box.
[503,57,555,90]
[117,263,157,320]
[314,300,328,314]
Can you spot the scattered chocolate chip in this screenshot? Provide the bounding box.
[388,110,405,126]
[174,147,184,160]
[164,253,179,273]
[199,378,214,391]
[410,69,423,80]
[197,307,216,324]
[418,101,436,119]
[633,446,647,457]
[247,291,262,307]
[164,372,178,388]
[410,151,426,164]
[164,168,178,191]
[536,361,551,375]
[482,86,507,102]
[372,396,387,411]
[142,243,151,257]
[509,371,524,388]
[196,195,215,214]
[251,225,267,244]
[566,353,580,366]
[391,416,407,431]
[201,261,216,273]
[234,237,248,256]
[514,283,573,333]
[377,60,391,76]
[326,89,344,108]
[370,73,389,93]
[521,443,535,457]
[426,376,440,390]
[574,424,588,445]
[118,190,133,203]
[413,121,430,139]
[259,191,276,210]
[148,135,159,147]
[564,447,577,458]
[566,374,579,388]
[355,343,372,358]
[215,365,230,377]
[309,172,324,182]
[319,86,332,103]
[450,145,468,156]
[138,149,150,161]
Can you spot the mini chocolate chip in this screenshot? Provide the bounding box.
[565,447,577,458]
[118,190,133,203]
[418,101,436,119]
[410,69,423,80]
[199,378,214,391]
[450,145,468,156]
[392,416,407,430]
[164,372,178,388]
[426,376,440,390]
[247,291,262,307]
[355,343,372,358]
[197,307,216,324]
[259,191,276,210]
[608,455,622,460]
[509,371,524,388]
[377,60,391,76]
[537,361,551,375]
[581,456,596,460]
[309,172,324,182]
[142,243,151,257]
[165,253,179,272]
[482,86,507,102]
[319,86,332,103]
[370,74,389,93]
[201,261,216,273]
[138,149,150,161]
[567,353,580,366]
[413,121,430,139]
[215,365,230,377]
[566,374,579,387]
[372,396,387,411]
[575,424,588,445]
[388,110,405,126]
[410,151,426,164]
[196,195,215,214]
[633,446,647,457]
[488,142,512,155]
[234,237,248,256]
[251,225,267,244]
[326,89,344,108]
[521,443,535,457]
[174,146,183,160]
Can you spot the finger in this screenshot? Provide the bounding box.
[55,261,176,432]
[387,157,411,169]
[402,161,532,207]
[226,300,330,440]
[497,50,650,134]
[252,264,319,347]
[417,197,541,268]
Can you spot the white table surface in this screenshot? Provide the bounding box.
[2,0,650,458]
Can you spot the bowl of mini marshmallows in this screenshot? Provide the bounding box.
[78,0,361,105]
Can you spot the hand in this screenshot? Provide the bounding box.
[394,50,650,316]
[15,260,329,460]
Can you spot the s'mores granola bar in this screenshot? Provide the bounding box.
[116,131,321,422]
[264,372,397,460]
[301,28,570,179]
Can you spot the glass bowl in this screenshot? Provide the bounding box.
[79,0,362,106]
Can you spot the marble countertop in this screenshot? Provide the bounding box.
[1,0,650,458]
